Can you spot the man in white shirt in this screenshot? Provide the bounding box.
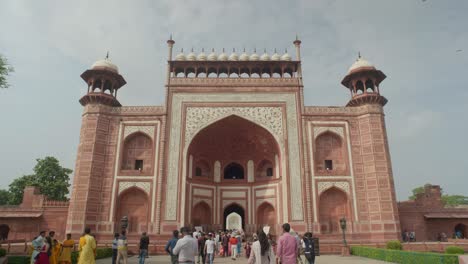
[173,227,198,264]
[204,234,216,264]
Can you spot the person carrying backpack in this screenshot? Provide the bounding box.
[301,232,315,264]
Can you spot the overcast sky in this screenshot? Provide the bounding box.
[0,0,467,200]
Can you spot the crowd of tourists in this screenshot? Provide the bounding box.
[165,223,316,264]
[30,228,94,264]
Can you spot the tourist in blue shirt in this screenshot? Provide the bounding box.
[165,230,180,264]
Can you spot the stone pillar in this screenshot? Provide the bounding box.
[247,160,254,183]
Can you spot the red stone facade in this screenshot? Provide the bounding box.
[399,185,468,241]
[8,38,463,252]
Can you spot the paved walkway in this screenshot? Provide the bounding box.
[97,255,392,263]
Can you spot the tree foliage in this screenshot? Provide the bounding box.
[3,157,72,205]
[0,54,14,89]
[0,189,12,205]
[409,183,468,206]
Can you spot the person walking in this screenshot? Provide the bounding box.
[111,233,119,264]
[229,234,238,260]
[138,232,150,264]
[248,229,276,264]
[116,231,128,264]
[197,233,207,264]
[165,230,180,264]
[301,232,315,264]
[204,233,216,264]
[277,223,298,264]
[173,226,198,264]
[78,227,97,264]
[222,232,229,257]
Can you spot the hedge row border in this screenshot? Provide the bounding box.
[351,246,460,264]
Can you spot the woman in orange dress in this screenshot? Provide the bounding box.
[58,234,74,264]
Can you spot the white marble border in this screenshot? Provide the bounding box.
[166,93,304,223]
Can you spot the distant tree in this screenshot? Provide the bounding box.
[7,157,72,205]
[0,54,14,89]
[408,183,431,200]
[409,183,468,206]
[0,189,12,205]
[8,174,36,205]
[442,195,468,207]
[32,156,72,201]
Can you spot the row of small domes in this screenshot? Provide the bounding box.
[175,49,292,62]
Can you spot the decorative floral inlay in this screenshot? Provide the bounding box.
[185,107,283,145]
[118,182,151,195]
[317,181,350,195]
[313,126,344,139]
[124,126,155,140]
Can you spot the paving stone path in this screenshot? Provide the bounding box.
[97,255,392,263]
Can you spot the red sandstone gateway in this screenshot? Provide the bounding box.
[2,37,430,254]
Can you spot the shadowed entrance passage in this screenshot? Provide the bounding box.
[223,204,245,230]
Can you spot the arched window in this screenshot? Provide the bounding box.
[193,159,210,178]
[195,167,202,177]
[315,132,346,173]
[365,79,375,92]
[224,162,244,179]
[356,81,364,94]
[121,133,153,173]
[256,159,275,178]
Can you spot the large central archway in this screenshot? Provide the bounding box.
[186,115,281,230]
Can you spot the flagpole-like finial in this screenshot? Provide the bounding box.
[106,51,109,59]
[170,34,173,40]
[358,51,361,59]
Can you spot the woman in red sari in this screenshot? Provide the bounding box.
[35,238,50,264]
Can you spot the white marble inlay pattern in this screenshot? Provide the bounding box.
[166,93,303,221]
[255,189,276,197]
[118,181,150,195]
[317,181,350,195]
[313,126,344,139]
[223,192,246,198]
[185,106,283,145]
[124,125,155,140]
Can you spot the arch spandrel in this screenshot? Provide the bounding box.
[184,107,284,147]
[123,126,155,140]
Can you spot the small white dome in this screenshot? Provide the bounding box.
[208,49,217,61]
[175,50,186,61]
[260,50,270,61]
[91,58,119,73]
[240,50,249,61]
[187,50,196,61]
[281,51,291,61]
[197,49,207,61]
[229,49,239,61]
[218,49,228,61]
[348,56,375,73]
[271,50,281,61]
[250,50,259,61]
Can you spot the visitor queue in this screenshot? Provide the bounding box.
[165,223,316,264]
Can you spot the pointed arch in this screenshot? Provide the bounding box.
[319,187,351,234]
[192,201,212,226]
[121,132,153,172]
[256,202,276,235]
[116,187,149,233]
[315,131,346,173]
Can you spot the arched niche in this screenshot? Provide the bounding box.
[315,131,347,173]
[116,187,149,233]
[224,203,245,230]
[256,202,276,235]
[121,132,153,173]
[187,115,280,183]
[319,187,350,234]
[192,201,212,226]
[193,159,211,178]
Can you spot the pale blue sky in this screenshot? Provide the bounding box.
[0,0,467,200]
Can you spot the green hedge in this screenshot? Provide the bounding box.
[0,247,6,257]
[446,246,465,255]
[386,240,403,250]
[351,246,460,264]
[8,248,113,264]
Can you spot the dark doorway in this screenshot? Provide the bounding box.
[0,224,9,240]
[223,204,245,230]
[224,163,244,179]
[455,223,466,238]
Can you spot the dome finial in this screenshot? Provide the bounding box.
[191,47,194,52]
[358,51,361,59]
[296,34,299,41]
[202,48,205,52]
[106,51,109,59]
[264,48,267,53]
[181,48,184,52]
[233,48,235,52]
[274,48,277,53]
[212,48,215,52]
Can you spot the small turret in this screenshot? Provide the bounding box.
[79,54,126,107]
[341,54,387,107]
